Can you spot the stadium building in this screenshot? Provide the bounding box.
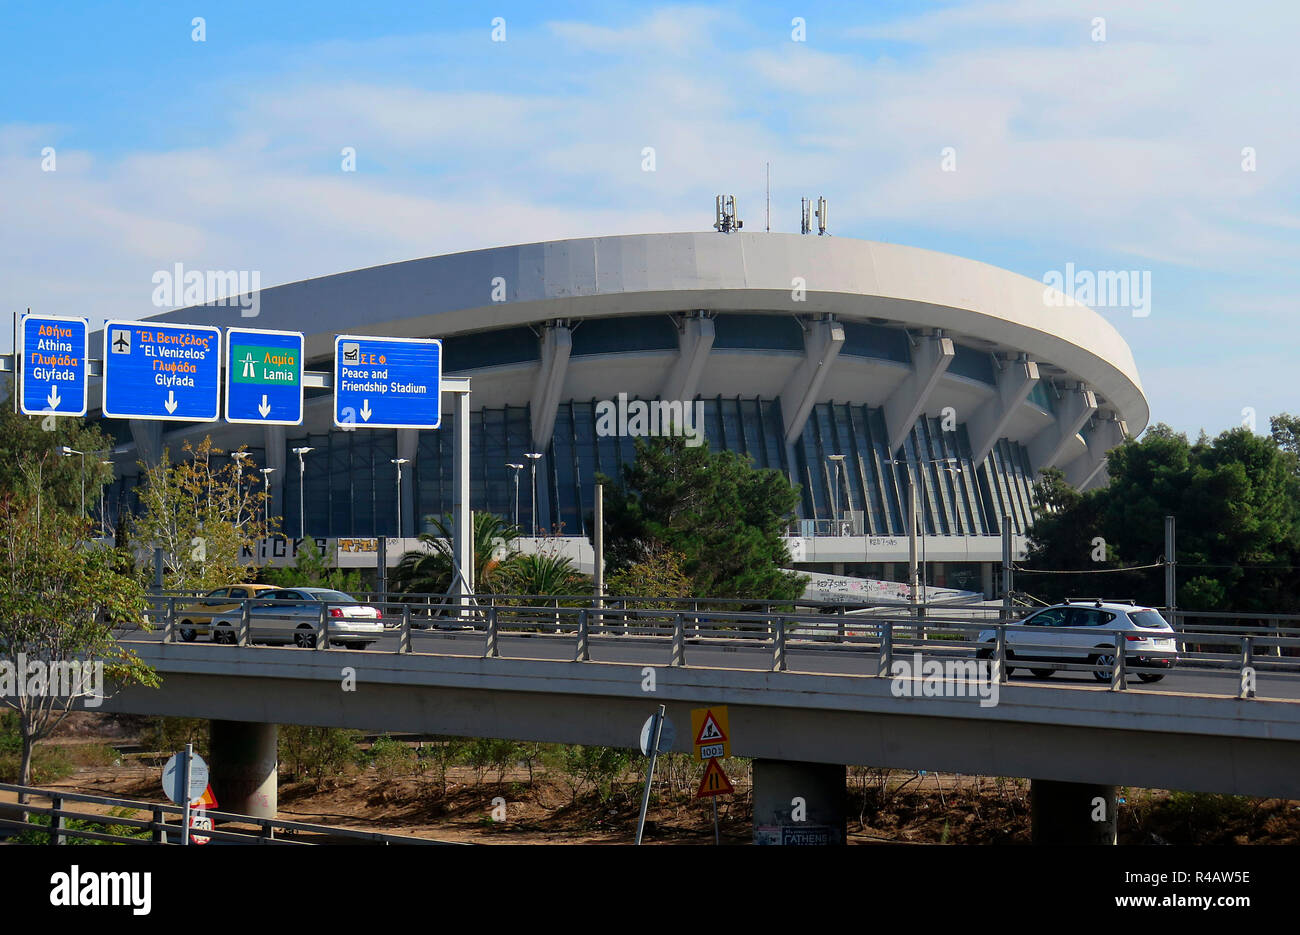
[96,228,1149,598]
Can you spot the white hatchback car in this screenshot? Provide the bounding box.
[976,601,1179,682]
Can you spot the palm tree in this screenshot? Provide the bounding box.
[503,552,588,598]
[391,512,521,595]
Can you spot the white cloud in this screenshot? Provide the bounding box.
[2,2,1297,436]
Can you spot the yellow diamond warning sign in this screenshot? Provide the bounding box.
[695,757,734,798]
[691,706,731,761]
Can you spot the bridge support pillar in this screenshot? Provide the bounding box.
[209,720,278,819]
[751,759,846,845]
[1030,779,1116,844]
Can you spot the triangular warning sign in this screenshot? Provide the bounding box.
[694,710,727,745]
[695,758,734,798]
[191,784,218,809]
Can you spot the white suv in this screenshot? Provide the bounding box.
[976,601,1179,682]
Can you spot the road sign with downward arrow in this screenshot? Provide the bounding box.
[19,314,88,418]
[102,320,221,422]
[333,334,441,430]
[225,327,304,425]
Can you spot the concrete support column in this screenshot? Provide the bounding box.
[129,419,164,467]
[1030,778,1117,845]
[752,759,847,845]
[209,720,278,819]
[397,428,419,538]
[263,424,287,524]
[982,561,994,599]
[661,312,714,402]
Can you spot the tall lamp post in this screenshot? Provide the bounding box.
[524,451,543,537]
[59,446,85,520]
[259,467,276,533]
[391,458,409,538]
[887,456,963,609]
[291,446,314,539]
[506,463,525,532]
[99,460,114,538]
[231,450,251,524]
[826,454,846,535]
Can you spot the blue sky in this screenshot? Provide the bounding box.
[2,0,1297,438]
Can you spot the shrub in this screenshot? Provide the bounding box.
[279,725,362,785]
[367,736,418,780]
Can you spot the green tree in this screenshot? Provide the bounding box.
[0,483,156,790]
[391,512,520,595]
[560,745,632,805]
[502,552,588,597]
[602,435,805,602]
[130,437,272,591]
[279,725,362,786]
[262,538,362,591]
[1023,423,1300,613]
[605,546,693,605]
[0,397,117,513]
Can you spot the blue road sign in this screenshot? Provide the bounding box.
[333,335,442,430]
[20,314,88,417]
[225,327,304,425]
[102,320,221,422]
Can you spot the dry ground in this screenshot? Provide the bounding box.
[6,715,1299,845]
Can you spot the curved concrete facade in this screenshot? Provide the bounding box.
[152,231,1146,432]
[98,232,1148,576]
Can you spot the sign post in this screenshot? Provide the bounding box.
[102,320,221,422]
[692,706,733,845]
[162,746,210,845]
[635,706,671,845]
[19,314,88,417]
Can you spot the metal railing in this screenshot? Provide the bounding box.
[0,782,460,845]
[119,592,1300,699]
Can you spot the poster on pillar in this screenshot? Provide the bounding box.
[333,335,442,430]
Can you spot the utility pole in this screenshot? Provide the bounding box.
[1001,516,1013,622]
[1164,515,1176,627]
[594,483,604,605]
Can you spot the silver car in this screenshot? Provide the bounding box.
[977,601,1178,682]
[210,587,384,649]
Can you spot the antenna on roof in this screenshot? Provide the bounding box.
[765,163,770,232]
[816,196,828,235]
[800,197,811,235]
[713,195,742,233]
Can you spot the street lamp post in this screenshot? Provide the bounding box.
[291,447,314,540]
[391,458,409,538]
[231,451,251,524]
[506,463,525,531]
[59,446,85,520]
[887,456,963,611]
[259,467,276,533]
[524,452,543,537]
[99,460,113,539]
[826,454,846,535]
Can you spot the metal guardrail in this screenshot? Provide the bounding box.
[0,782,460,845]
[119,593,1300,699]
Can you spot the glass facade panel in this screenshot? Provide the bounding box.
[99,397,1037,542]
[712,314,805,351]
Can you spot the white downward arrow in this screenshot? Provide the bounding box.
[46,386,61,410]
[360,399,372,421]
[164,390,178,414]
[258,394,271,418]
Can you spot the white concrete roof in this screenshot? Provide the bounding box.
[152,231,1148,433]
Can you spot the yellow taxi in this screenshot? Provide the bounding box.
[176,584,280,642]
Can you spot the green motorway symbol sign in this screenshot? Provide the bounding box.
[231,344,300,384]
